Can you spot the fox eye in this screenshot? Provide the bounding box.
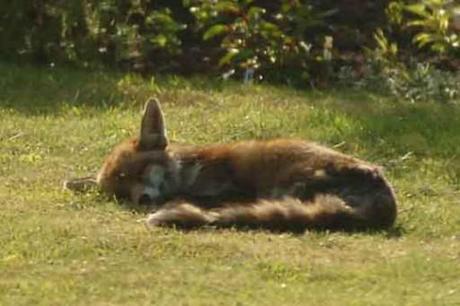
[116,172,126,180]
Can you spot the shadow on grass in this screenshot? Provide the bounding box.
[138,219,404,237]
[304,89,460,160]
[162,224,404,237]
[383,224,405,238]
[355,104,460,163]
[0,63,124,114]
[0,62,227,115]
[3,62,459,155]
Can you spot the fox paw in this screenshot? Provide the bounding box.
[145,203,217,228]
[145,210,170,227]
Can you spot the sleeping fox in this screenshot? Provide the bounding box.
[66,98,397,231]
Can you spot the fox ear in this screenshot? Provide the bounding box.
[139,98,168,150]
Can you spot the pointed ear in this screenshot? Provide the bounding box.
[63,176,98,193]
[139,98,168,150]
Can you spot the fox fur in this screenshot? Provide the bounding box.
[67,98,397,232]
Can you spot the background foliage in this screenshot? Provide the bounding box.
[1,0,459,101]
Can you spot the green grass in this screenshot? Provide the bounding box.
[1,62,459,305]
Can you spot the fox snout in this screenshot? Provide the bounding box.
[129,182,154,205]
[96,169,164,206]
[130,164,172,205]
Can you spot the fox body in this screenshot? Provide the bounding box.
[90,98,397,231]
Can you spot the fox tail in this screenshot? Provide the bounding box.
[146,193,393,232]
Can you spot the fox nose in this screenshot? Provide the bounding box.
[138,193,152,205]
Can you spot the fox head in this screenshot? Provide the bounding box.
[95,98,179,205]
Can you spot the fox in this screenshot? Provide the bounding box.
[65,98,397,232]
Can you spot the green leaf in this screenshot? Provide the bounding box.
[203,24,228,40]
[407,20,427,28]
[404,4,430,18]
[247,7,265,20]
[260,21,279,33]
[215,1,240,14]
[151,34,167,47]
[413,33,435,47]
[219,48,239,66]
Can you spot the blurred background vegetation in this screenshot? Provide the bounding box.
[1,0,459,102]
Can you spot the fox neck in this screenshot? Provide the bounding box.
[175,159,203,194]
[172,157,238,199]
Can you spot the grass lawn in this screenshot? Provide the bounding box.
[0,62,459,305]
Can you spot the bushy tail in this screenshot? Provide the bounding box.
[146,194,375,232]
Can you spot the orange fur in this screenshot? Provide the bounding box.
[92,98,397,231]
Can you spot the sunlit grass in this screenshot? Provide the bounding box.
[0,62,459,305]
